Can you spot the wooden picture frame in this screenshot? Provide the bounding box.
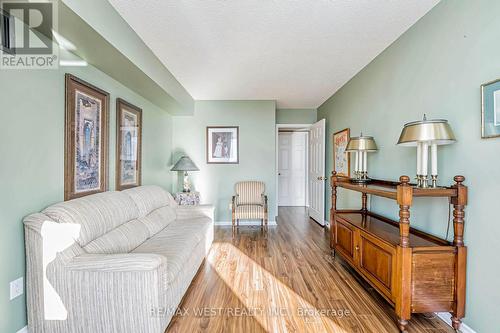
[116,98,142,190]
[64,74,109,201]
[481,78,500,139]
[333,128,350,178]
[206,126,239,164]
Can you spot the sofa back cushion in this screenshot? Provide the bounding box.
[43,191,139,247]
[123,185,177,237]
[140,206,177,237]
[83,219,150,254]
[123,185,177,217]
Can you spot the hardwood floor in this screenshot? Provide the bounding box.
[166,207,454,333]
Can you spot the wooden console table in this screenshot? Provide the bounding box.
[330,173,467,332]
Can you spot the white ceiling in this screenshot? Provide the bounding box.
[109,0,439,109]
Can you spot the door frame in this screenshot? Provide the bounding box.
[275,124,312,217]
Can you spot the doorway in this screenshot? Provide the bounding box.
[277,129,308,206]
[276,120,325,226]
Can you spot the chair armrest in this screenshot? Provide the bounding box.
[176,204,215,221]
[65,253,165,272]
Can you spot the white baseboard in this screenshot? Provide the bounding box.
[215,220,277,226]
[436,312,476,333]
[16,326,28,333]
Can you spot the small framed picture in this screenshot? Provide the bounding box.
[333,128,350,177]
[206,126,239,164]
[481,78,500,139]
[64,74,109,201]
[116,98,142,190]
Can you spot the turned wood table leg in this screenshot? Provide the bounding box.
[451,175,467,329]
[399,206,410,247]
[452,175,466,247]
[450,316,462,330]
[397,176,412,248]
[330,171,338,249]
[396,176,413,333]
[398,319,408,332]
[361,192,367,213]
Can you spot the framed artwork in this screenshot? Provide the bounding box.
[481,78,500,139]
[64,74,109,200]
[333,128,350,177]
[116,98,142,190]
[206,126,239,164]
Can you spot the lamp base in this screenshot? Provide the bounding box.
[431,174,438,188]
[415,175,430,188]
[182,172,191,192]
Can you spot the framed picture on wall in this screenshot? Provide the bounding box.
[333,128,350,177]
[116,98,142,190]
[64,74,109,201]
[206,126,239,164]
[481,78,500,139]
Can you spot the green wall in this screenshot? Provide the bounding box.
[276,108,317,124]
[318,0,500,331]
[0,65,173,333]
[172,101,277,222]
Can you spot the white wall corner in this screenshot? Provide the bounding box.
[436,313,476,333]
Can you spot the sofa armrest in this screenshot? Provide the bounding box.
[176,204,215,221]
[45,252,168,330]
[65,253,166,272]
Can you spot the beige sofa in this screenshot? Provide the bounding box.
[24,185,214,333]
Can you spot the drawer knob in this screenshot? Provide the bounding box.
[355,246,360,251]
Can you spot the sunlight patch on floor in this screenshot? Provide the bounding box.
[208,241,348,333]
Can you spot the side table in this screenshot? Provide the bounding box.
[175,191,200,206]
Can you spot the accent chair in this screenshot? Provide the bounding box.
[231,181,268,228]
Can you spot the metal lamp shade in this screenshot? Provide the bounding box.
[397,119,456,146]
[170,156,199,171]
[346,136,378,152]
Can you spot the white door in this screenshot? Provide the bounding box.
[308,119,326,225]
[278,132,307,206]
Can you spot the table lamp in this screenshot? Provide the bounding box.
[170,156,199,192]
[345,134,378,183]
[397,115,456,188]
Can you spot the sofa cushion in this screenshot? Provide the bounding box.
[43,191,139,246]
[139,206,177,237]
[235,205,265,219]
[83,219,150,254]
[132,217,212,283]
[123,185,177,218]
